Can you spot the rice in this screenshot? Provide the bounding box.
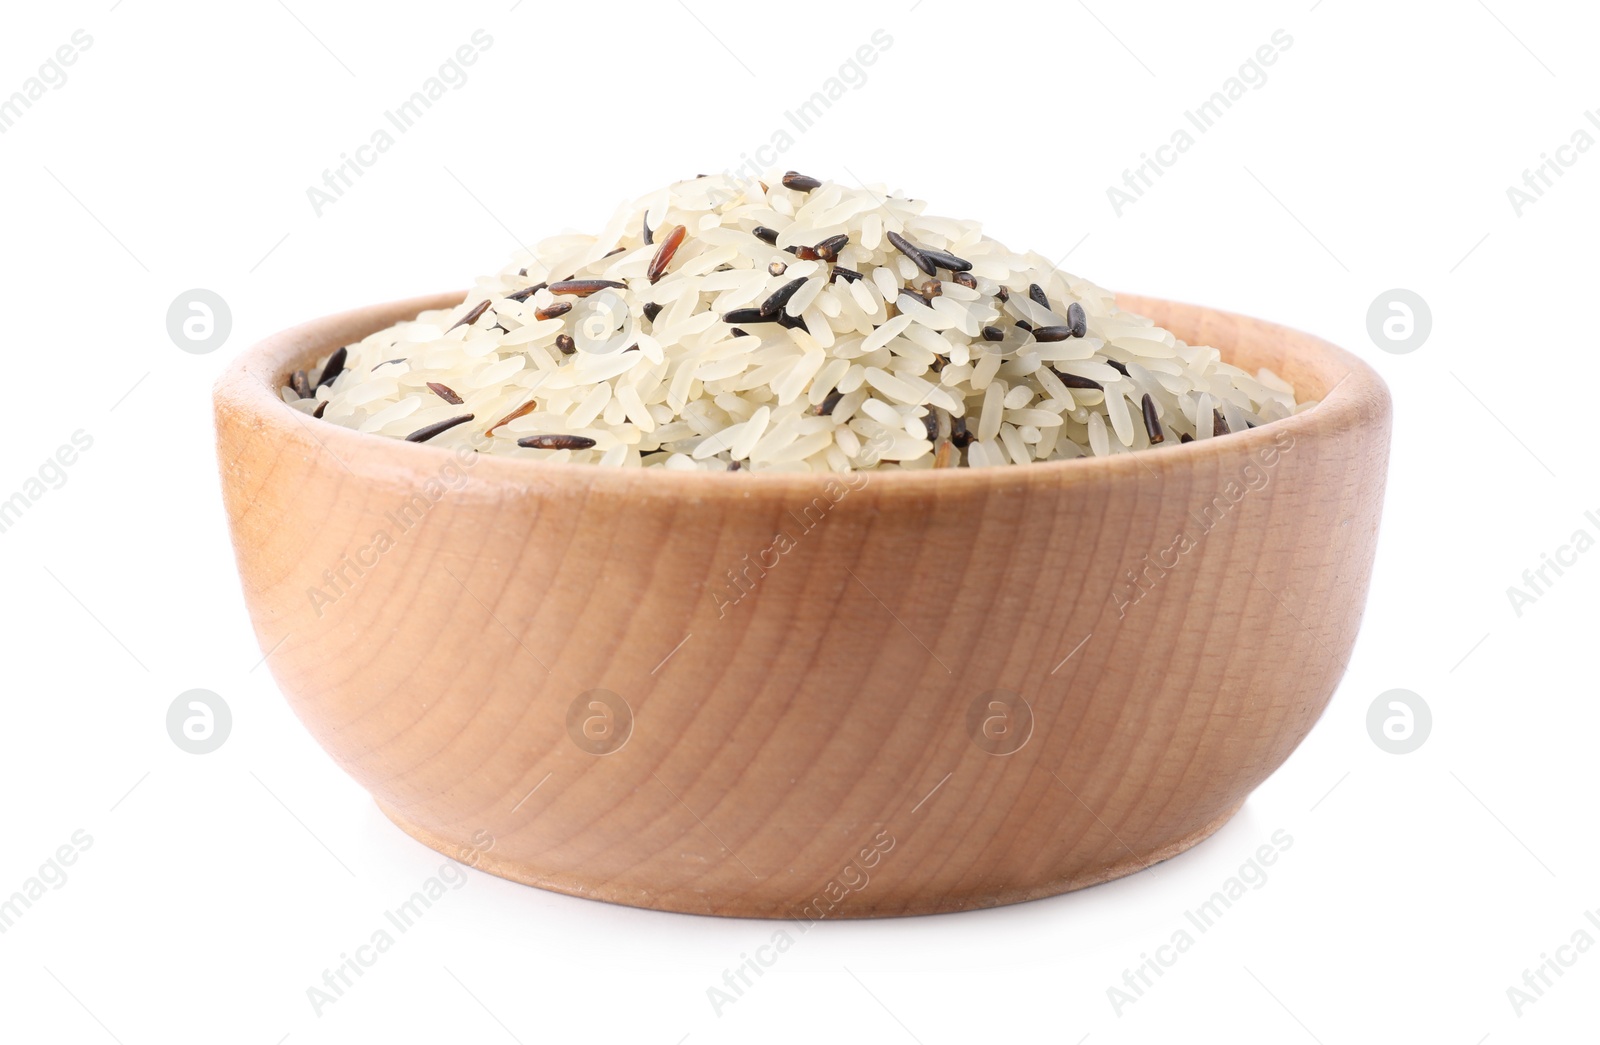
[286,171,1312,471]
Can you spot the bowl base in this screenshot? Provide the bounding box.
[375,797,1247,919]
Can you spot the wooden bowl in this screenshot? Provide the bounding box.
[215,291,1390,918]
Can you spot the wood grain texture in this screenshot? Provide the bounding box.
[215,291,1391,918]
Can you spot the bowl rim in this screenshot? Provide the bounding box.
[215,289,1388,498]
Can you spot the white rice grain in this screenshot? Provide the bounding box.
[294,171,1308,470]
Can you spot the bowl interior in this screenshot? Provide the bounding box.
[246,290,1373,452]
[220,289,1388,506]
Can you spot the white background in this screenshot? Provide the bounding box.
[2,0,1596,1041]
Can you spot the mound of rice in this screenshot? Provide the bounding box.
[286,171,1310,472]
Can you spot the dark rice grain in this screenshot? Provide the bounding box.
[759,277,810,318]
[486,399,537,436]
[448,299,492,332]
[317,346,348,389]
[406,414,475,443]
[1067,301,1087,338]
[919,247,972,273]
[1052,370,1103,391]
[647,223,687,284]
[885,230,936,276]
[814,234,850,261]
[724,307,780,325]
[518,434,597,450]
[1140,393,1165,444]
[548,279,626,297]
[427,382,464,405]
